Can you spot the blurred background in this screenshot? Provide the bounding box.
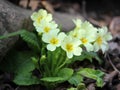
[8,0,120,35]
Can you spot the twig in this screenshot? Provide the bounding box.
[103,54,120,86]
[103,70,118,86]
[107,54,120,73]
[0,84,14,90]
[15,86,20,90]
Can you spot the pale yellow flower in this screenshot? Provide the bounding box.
[73,19,82,30]
[61,36,82,58]
[70,20,98,52]
[93,27,112,53]
[78,27,97,52]
[31,9,52,27]
[69,29,80,39]
[42,30,66,51]
[36,21,58,34]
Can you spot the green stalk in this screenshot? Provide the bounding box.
[51,48,61,76]
[53,51,63,75]
[45,50,52,76]
[51,51,56,76]
[56,50,67,68]
[57,57,69,70]
[54,52,68,75]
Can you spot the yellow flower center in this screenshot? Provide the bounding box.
[50,37,59,45]
[81,38,88,44]
[37,16,43,23]
[66,43,74,52]
[44,27,50,33]
[73,33,78,38]
[96,36,102,45]
[75,26,80,30]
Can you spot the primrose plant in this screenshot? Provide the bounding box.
[30,9,112,89]
[0,9,112,90]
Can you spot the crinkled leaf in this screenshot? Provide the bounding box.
[13,72,40,85]
[0,50,35,74]
[20,30,40,52]
[0,30,25,40]
[67,87,77,90]
[41,68,73,83]
[73,51,102,64]
[58,68,74,81]
[77,68,104,87]
[96,78,104,87]
[68,74,83,86]
[77,83,86,90]
[0,50,40,85]
[41,77,63,82]
[67,83,86,90]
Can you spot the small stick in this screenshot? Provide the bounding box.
[103,54,120,86]
[107,54,120,73]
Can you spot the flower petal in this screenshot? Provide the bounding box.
[67,52,73,58]
[93,43,100,52]
[74,47,82,56]
[101,43,108,53]
[42,33,51,43]
[85,43,94,52]
[58,32,66,41]
[47,44,56,51]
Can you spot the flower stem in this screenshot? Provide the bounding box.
[57,57,69,70]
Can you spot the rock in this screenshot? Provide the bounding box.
[0,0,84,61]
[53,12,84,32]
[0,0,32,61]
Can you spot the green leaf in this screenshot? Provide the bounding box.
[41,77,63,82]
[41,68,73,83]
[20,30,40,52]
[0,50,40,85]
[96,78,104,87]
[58,68,74,81]
[73,51,102,64]
[68,74,83,86]
[0,50,35,74]
[77,83,86,90]
[13,72,40,85]
[77,68,105,87]
[0,30,25,40]
[67,87,77,90]
[67,83,86,90]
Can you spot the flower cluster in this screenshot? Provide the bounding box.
[31,9,112,58]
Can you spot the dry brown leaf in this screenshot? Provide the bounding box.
[19,0,28,8]
[19,0,54,13]
[88,18,106,27]
[109,17,120,36]
[116,84,120,90]
[87,83,95,90]
[29,0,40,11]
[41,1,54,13]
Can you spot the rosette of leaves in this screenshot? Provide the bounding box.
[0,30,105,90]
